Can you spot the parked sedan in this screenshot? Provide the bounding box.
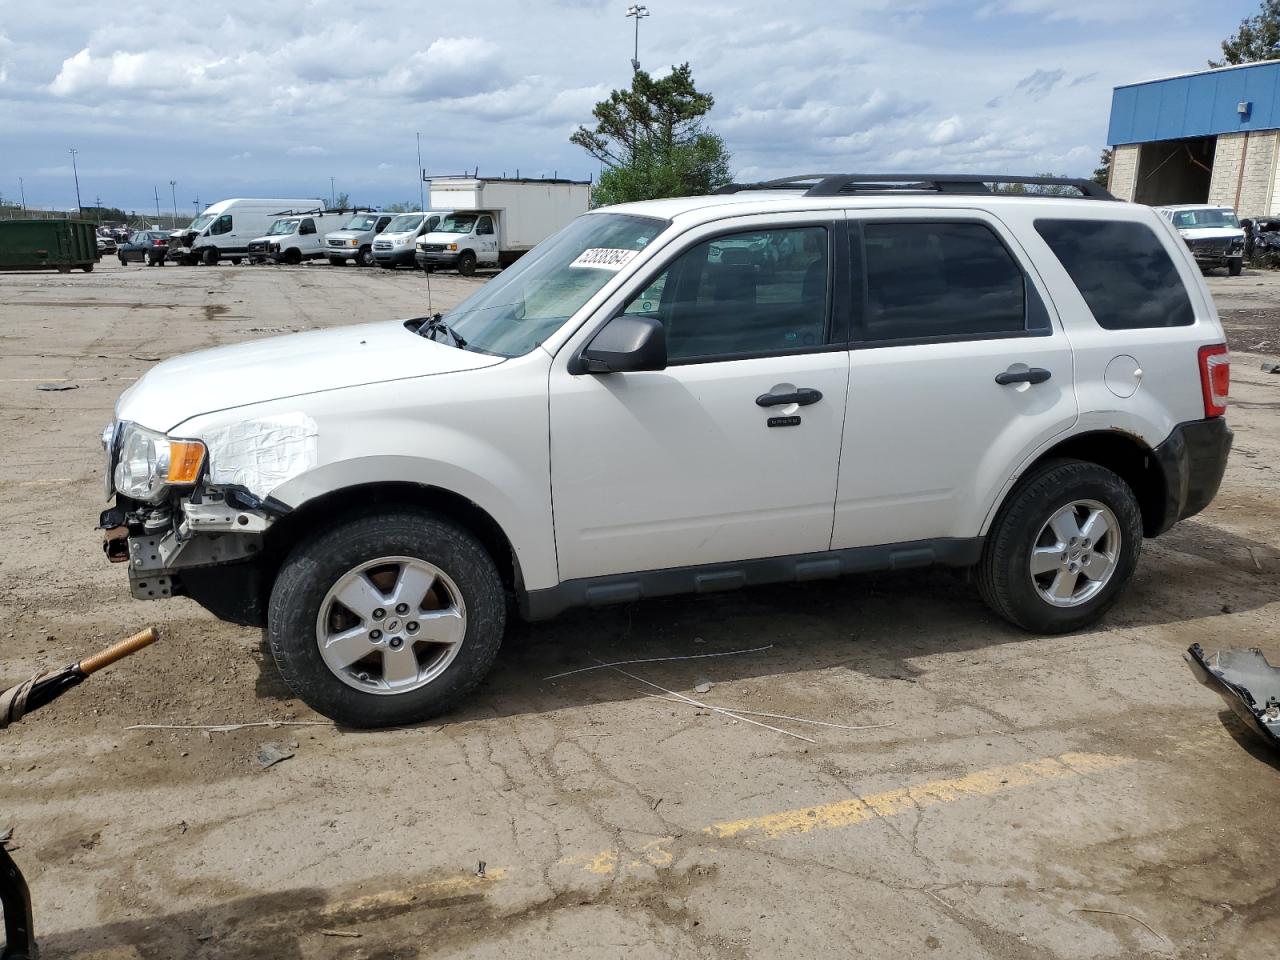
[117,231,171,266]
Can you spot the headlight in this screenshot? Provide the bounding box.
[112,423,206,503]
[350,239,359,247]
[447,243,457,251]
[395,237,410,246]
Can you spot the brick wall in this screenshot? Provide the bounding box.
[1109,144,1140,201]
[1208,131,1280,214]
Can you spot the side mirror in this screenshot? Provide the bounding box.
[580,315,667,374]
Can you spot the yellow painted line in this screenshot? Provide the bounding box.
[320,868,506,920]
[705,752,1132,840]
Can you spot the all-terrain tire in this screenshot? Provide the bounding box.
[977,459,1143,634]
[268,510,506,727]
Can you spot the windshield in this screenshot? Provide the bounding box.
[386,214,423,234]
[344,214,378,231]
[436,214,478,234]
[442,213,667,357]
[188,214,215,232]
[1172,209,1240,229]
[266,218,300,236]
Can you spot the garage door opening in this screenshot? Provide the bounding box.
[1133,136,1216,206]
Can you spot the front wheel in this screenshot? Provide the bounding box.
[268,511,506,727]
[119,255,128,266]
[328,256,345,266]
[1228,257,1243,277]
[358,246,374,267]
[457,250,477,276]
[202,247,218,266]
[977,459,1142,633]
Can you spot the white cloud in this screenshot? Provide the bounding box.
[927,115,966,146]
[287,145,327,157]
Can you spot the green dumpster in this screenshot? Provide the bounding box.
[0,220,100,273]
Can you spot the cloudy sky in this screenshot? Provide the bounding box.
[0,0,1260,215]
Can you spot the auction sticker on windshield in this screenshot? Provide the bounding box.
[569,248,640,271]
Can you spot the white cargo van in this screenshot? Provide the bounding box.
[324,212,396,267]
[168,198,325,266]
[416,177,590,275]
[371,211,451,269]
[247,211,364,265]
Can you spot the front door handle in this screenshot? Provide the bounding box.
[756,388,823,407]
[995,367,1052,386]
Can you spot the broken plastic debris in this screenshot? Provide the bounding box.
[256,742,296,769]
[1185,644,1280,753]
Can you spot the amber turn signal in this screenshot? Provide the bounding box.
[166,440,206,484]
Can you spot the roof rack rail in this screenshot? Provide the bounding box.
[715,173,1115,201]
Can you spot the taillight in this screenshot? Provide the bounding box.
[1198,344,1230,418]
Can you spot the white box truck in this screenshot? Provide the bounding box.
[168,198,325,265]
[416,176,590,275]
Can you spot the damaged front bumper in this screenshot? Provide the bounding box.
[1186,643,1280,753]
[101,490,283,619]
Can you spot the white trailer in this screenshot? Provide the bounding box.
[417,176,590,274]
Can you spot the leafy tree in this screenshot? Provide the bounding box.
[383,200,419,212]
[1093,148,1113,188]
[993,174,1083,197]
[334,191,351,209]
[1212,0,1280,66]
[571,63,732,206]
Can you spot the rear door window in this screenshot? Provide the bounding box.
[854,221,1038,344]
[1034,219,1194,329]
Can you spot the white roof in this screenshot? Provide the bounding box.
[594,189,1127,226]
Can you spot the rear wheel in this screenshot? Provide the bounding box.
[82,263,94,273]
[457,250,477,276]
[119,255,128,266]
[268,511,506,727]
[978,459,1142,633]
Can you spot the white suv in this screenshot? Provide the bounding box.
[99,174,1233,727]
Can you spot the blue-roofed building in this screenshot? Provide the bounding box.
[1108,59,1280,216]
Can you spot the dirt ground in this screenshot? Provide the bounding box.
[1,257,1277,960]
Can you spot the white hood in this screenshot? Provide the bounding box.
[1177,226,1244,241]
[115,320,503,432]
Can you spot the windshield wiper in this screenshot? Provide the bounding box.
[419,313,468,349]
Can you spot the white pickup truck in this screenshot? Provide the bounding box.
[415,176,590,275]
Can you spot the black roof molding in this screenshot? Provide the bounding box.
[715,174,1116,201]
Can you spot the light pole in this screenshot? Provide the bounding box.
[626,4,649,72]
[154,185,162,224]
[416,132,425,211]
[68,148,82,216]
[169,180,178,228]
[18,178,25,214]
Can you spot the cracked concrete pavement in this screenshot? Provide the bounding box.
[0,258,1278,958]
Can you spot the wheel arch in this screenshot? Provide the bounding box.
[264,481,523,594]
[985,429,1169,537]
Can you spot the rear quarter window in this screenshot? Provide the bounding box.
[1034,219,1195,329]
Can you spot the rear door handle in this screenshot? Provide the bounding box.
[995,368,1051,386]
[756,388,823,407]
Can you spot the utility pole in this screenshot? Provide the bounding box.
[169,180,178,228]
[626,4,649,73]
[416,132,425,211]
[18,177,26,214]
[154,185,162,224]
[68,148,82,216]
[93,196,102,224]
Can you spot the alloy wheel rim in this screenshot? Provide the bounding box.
[1029,499,1121,608]
[316,556,467,695]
